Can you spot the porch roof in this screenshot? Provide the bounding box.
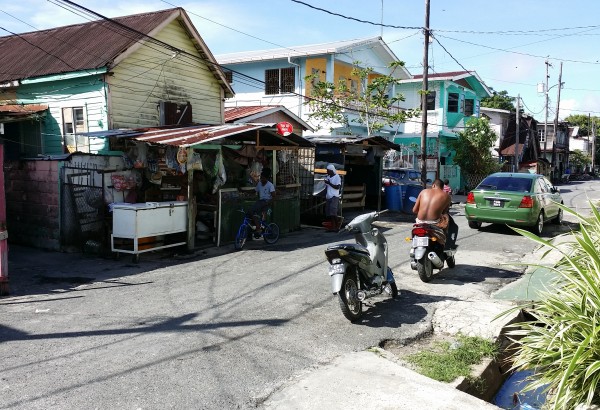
[82,123,313,148]
[0,104,48,122]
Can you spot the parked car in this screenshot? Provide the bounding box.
[465,172,563,235]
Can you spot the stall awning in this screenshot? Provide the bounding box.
[81,123,313,148]
[0,104,48,123]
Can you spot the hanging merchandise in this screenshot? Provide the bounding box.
[212,150,227,193]
[249,160,263,183]
[134,142,148,169]
[165,146,178,169]
[277,150,289,163]
[177,147,188,164]
[188,151,203,171]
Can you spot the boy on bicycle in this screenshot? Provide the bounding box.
[250,169,275,238]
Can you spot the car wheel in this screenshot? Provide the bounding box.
[553,207,563,224]
[468,221,482,230]
[531,212,544,235]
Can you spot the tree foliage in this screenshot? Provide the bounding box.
[304,61,419,135]
[569,149,591,170]
[449,117,502,176]
[564,114,600,137]
[481,90,515,112]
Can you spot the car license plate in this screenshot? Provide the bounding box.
[328,264,345,275]
[412,236,429,247]
[492,199,503,207]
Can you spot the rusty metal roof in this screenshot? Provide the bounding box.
[0,104,48,114]
[84,124,313,148]
[0,9,178,83]
[225,106,279,122]
[0,8,234,97]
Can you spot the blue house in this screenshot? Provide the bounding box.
[216,37,412,139]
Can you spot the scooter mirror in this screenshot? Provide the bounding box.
[408,196,417,203]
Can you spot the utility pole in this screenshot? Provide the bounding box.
[543,60,551,168]
[420,0,430,188]
[593,117,596,172]
[551,62,563,182]
[515,95,520,172]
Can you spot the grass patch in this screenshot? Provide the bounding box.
[405,334,498,383]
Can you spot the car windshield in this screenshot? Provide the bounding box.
[477,176,532,192]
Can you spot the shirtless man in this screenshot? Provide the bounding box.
[412,179,451,224]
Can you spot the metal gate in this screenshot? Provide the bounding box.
[60,165,108,253]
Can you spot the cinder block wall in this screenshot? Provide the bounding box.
[5,160,60,250]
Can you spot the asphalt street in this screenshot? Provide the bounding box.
[1,179,599,409]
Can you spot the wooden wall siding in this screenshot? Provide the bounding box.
[17,77,108,154]
[109,19,223,129]
[5,160,60,250]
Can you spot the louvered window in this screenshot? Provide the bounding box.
[265,68,296,95]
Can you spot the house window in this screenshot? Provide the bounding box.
[223,70,233,84]
[265,67,296,95]
[62,107,88,153]
[447,92,459,113]
[538,129,546,143]
[464,98,474,116]
[426,91,436,110]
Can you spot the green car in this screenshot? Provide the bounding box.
[465,172,563,235]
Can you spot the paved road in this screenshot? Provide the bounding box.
[1,180,598,409]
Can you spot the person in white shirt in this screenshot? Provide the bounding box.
[324,164,342,231]
[250,171,275,237]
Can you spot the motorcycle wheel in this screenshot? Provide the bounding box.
[416,258,434,282]
[446,255,456,268]
[338,273,362,322]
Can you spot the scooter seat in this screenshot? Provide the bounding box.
[326,243,370,257]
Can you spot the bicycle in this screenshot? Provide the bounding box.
[234,208,280,250]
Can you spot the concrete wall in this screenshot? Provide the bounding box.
[5,160,60,250]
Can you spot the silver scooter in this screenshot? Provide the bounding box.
[324,210,398,322]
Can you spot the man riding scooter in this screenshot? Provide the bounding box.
[409,179,459,281]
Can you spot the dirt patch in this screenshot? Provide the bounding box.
[381,333,455,369]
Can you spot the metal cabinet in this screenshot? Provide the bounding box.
[111,201,188,261]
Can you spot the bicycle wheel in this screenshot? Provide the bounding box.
[263,222,280,244]
[234,224,249,250]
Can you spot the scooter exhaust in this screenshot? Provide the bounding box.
[427,252,444,269]
[357,289,382,301]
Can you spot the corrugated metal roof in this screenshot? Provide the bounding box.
[224,106,279,122]
[0,9,178,83]
[84,124,313,148]
[224,105,313,131]
[0,8,234,97]
[0,104,48,114]
[217,37,384,64]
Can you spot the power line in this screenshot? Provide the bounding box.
[435,33,600,65]
[290,0,422,30]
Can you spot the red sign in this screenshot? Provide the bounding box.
[276,122,293,137]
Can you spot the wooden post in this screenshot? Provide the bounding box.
[186,147,195,251]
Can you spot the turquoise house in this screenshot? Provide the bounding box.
[393,71,492,192]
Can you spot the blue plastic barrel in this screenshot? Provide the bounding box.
[403,184,423,213]
[384,185,401,211]
[398,184,407,207]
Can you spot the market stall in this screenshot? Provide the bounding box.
[86,123,312,253]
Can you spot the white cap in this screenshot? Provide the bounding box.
[326,164,336,171]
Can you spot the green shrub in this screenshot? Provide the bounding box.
[506,202,600,409]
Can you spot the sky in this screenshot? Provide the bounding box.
[2,0,600,121]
